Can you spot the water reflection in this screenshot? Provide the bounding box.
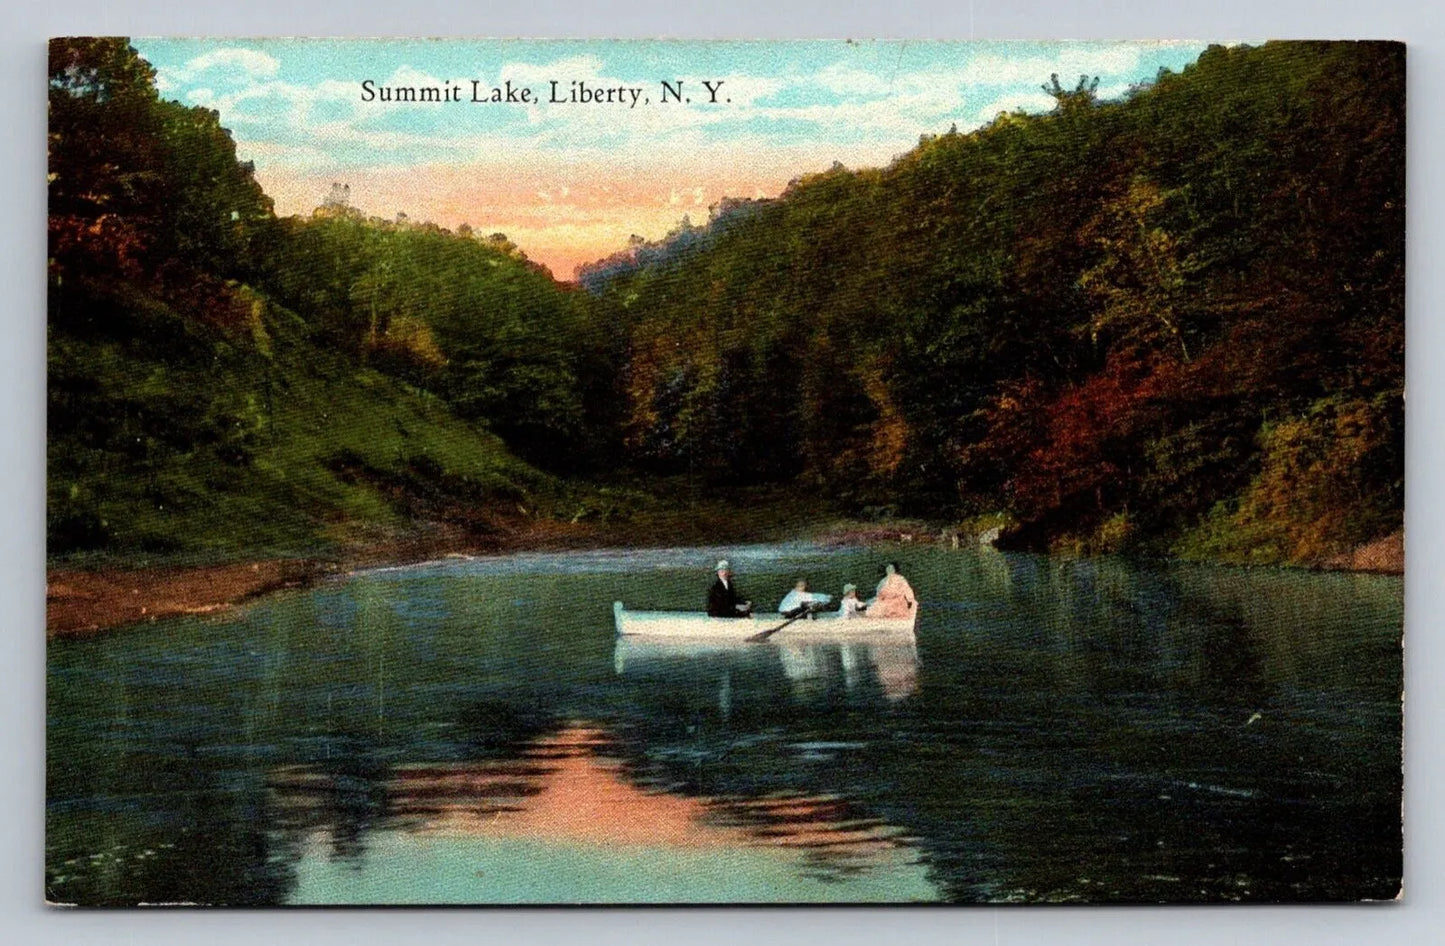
[47,544,1401,905]
[614,638,920,704]
[267,724,937,903]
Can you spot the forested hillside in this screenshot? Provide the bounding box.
[48,39,1404,567]
[582,42,1404,563]
[48,39,600,561]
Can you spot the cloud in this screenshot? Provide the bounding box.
[960,45,1145,88]
[156,44,1175,180]
[166,66,491,169]
[975,91,1058,122]
[232,139,339,168]
[157,46,280,90]
[750,94,964,140]
[812,63,894,97]
[499,55,606,87]
[1095,81,1138,102]
[726,45,1160,140]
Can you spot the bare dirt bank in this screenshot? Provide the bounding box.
[45,516,664,638]
[46,559,332,638]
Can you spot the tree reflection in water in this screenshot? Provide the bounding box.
[265,724,936,902]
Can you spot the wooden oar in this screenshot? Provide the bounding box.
[746,605,816,643]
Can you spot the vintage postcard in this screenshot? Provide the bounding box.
[46,38,1403,906]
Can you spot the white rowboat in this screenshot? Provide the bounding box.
[612,600,918,641]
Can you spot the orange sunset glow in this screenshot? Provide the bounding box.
[269,725,910,862]
[255,148,875,280]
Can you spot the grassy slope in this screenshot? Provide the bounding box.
[48,278,552,567]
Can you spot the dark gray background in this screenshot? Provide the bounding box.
[5,2,1438,943]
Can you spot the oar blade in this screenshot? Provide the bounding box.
[746,607,814,642]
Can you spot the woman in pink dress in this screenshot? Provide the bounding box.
[866,563,916,618]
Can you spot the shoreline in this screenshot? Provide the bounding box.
[45,520,1403,639]
[43,515,924,637]
[46,559,331,639]
[45,517,617,638]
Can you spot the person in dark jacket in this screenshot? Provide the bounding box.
[707,560,752,618]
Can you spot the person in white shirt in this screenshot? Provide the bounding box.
[777,578,832,618]
[837,583,867,619]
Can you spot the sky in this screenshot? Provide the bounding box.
[133,39,1211,280]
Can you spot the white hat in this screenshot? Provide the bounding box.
[716,560,730,571]
[843,583,857,593]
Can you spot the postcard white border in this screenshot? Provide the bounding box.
[6,1,1440,944]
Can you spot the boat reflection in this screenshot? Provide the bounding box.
[614,637,919,703]
[266,724,936,901]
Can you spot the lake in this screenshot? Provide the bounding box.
[46,544,1403,905]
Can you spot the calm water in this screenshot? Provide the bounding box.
[46,545,1403,905]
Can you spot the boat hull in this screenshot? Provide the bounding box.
[612,601,917,641]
